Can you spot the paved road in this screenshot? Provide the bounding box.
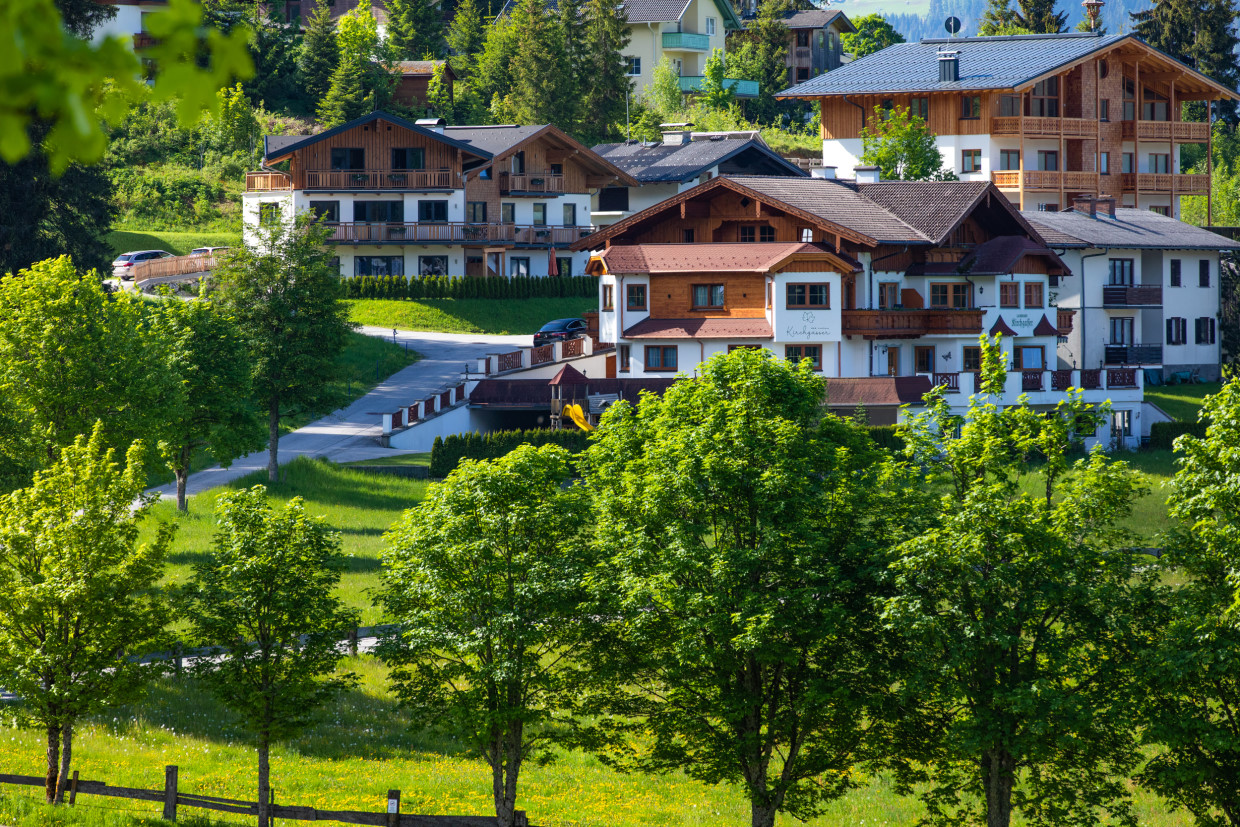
[147,328,529,500]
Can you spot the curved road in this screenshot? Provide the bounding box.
[147,328,529,500]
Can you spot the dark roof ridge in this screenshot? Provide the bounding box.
[264,110,491,163]
[921,32,1103,42]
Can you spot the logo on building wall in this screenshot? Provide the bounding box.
[1007,313,1036,331]
[785,310,832,340]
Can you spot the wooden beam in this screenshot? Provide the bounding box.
[1136,61,1142,210]
[1208,97,1214,225]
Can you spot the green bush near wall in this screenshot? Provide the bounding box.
[865,425,906,453]
[1148,420,1209,451]
[344,274,595,301]
[430,429,591,477]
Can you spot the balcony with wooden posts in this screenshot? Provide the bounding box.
[321,222,593,246]
[991,170,1100,191]
[841,309,983,339]
[245,169,455,192]
[132,32,157,49]
[1119,172,1209,193]
[499,172,566,196]
[1102,285,1163,306]
[246,171,293,191]
[991,117,1098,137]
[662,31,710,50]
[1120,120,1210,142]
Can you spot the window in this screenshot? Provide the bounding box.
[1000,149,1021,171]
[308,200,339,222]
[1142,88,1169,121]
[930,282,970,309]
[759,226,775,242]
[1029,77,1059,117]
[1100,152,1109,174]
[961,149,982,173]
[599,187,629,211]
[1099,59,1109,79]
[785,344,822,370]
[1112,409,1132,439]
[258,202,281,225]
[563,203,577,226]
[1012,345,1044,370]
[1038,202,1059,212]
[533,203,547,226]
[878,281,900,309]
[1149,153,1170,174]
[623,56,641,76]
[963,346,982,372]
[1110,316,1133,345]
[910,97,929,119]
[1121,153,1134,174]
[602,284,614,310]
[645,345,678,371]
[330,148,364,170]
[1195,317,1217,344]
[739,226,755,243]
[800,227,813,242]
[786,283,830,308]
[1170,259,1182,286]
[501,202,516,224]
[880,99,895,120]
[391,148,425,170]
[915,345,935,374]
[961,95,981,119]
[627,284,647,310]
[511,151,525,175]
[796,29,810,47]
[509,257,530,277]
[1200,259,1212,287]
[706,16,717,35]
[1108,259,1134,286]
[355,201,404,222]
[1037,150,1059,171]
[557,257,573,276]
[692,284,725,308]
[619,344,630,371]
[418,256,448,276]
[1024,282,1044,308]
[549,163,563,176]
[1100,99,1109,121]
[417,201,448,223]
[467,201,487,223]
[1122,78,1136,121]
[1150,205,1171,216]
[682,228,695,243]
[354,255,404,276]
[796,67,810,82]
[1000,281,1020,308]
[999,95,1022,116]
[1166,316,1187,345]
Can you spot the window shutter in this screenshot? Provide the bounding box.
[1166,319,1174,344]
[1210,318,1217,344]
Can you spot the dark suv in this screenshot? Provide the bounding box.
[533,318,588,347]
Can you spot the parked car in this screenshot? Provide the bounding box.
[189,246,230,257]
[112,250,173,279]
[533,317,588,347]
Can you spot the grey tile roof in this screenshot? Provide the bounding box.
[624,0,692,22]
[592,138,807,182]
[443,124,547,157]
[777,32,1127,96]
[856,180,993,243]
[781,8,851,30]
[1025,208,1240,249]
[262,111,490,163]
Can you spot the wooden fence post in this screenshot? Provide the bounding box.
[68,771,79,806]
[173,643,183,676]
[163,765,178,821]
[348,628,359,658]
[386,789,400,827]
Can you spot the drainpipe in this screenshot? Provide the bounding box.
[844,94,866,130]
[1077,247,1109,371]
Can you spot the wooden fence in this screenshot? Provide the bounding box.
[0,767,530,827]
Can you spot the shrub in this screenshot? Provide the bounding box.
[430,428,591,477]
[866,425,905,452]
[1149,420,1209,451]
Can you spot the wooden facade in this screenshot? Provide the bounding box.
[650,273,768,317]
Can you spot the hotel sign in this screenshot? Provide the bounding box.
[785,310,832,340]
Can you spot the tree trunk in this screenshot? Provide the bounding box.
[44,723,60,804]
[55,722,72,803]
[176,467,189,512]
[750,803,778,827]
[267,401,280,483]
[258,733,271,827]
[983,748,1016,827]
[491,725,522,827]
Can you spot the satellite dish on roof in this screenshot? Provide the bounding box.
[945,15,961,34]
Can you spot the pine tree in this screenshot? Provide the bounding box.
[317,55,370,126]
[299,0,339,105]
[425,62,454,119]
[977,0,1029,34]
[507,0,573,124]
[475,14,519,106]
[1015,0,1067,33]
[557,0,587,130]
[446,0,485,76]
[580,0,632,141]
[1131,0,1239,122]
[388,0,446,59]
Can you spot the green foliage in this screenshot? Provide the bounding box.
[1148,420,1209,450]
[108,164,239,232]
[579,0,632,141]
[860,104,953,181]
[1014,0,1067,32]
[724,0,791,124]
[299,0,339,106]
[203,83,261,160]
[866,423,906,451]
[581,348,915,827]
[379,444,593,827]
[181,486,360,827]
[429,429,590,477]
[1131,0,1239,121]
[699,49,735,112]
[505,0,574,125]
[977,0,1031,33]
[841,14,905,59]
[0,425,172,801]
[887,336,1155,827]
[446,0,485,76]
[648,57,684,117]
[388,0,446,59]
[342,273,595,301]
[425,63,454,119]
[318,0,393,126]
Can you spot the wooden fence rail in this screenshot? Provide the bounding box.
[0,767,530,827]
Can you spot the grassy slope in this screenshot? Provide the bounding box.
[1144,381,1222,423]
[282,331,420,433]
[347,298,596,336]
[106,230,242,258]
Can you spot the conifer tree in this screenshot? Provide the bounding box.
[446,0,486,75]
[425,62,454,119]
[580,0,632,140]
[1131,0,1239,122]
[317,54,370,126]
[388,0,446,59]
[317,0,384,126]
[1015,0,1067,33]
[475,14,519,106]
[557,0,587,130]
[507,0,573,124]
[977,0,1030,34]
[724,0,790,123]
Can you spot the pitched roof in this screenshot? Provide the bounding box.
[781,8,854,32]
[622,317,775,339]
[1033,315,1060,336]
[824,376,932,406]
[262,111,489,164]
[548,364,590,385]
[777,32,1239,99]
[592,137,808,183]
[597,242,856,274]
[447,124,640,185]
[1025,208,1240,250]
[908,235,1067,276]
[395,60,452,76]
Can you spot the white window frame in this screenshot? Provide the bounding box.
[706,16,716,35]
[624,56,641,76]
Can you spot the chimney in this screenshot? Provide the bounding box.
[938,49,960,83]
[1098,195,1117,217]
[810,166,837,179]
[660,122,695,146]
[1072,195,1097,217]
[855,165,881,184]
[415,117,446,135]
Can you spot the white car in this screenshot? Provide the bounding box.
[189,246,230,257]
[112,250,173,280]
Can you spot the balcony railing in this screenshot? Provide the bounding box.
[1022,370,1044,392]
[1120,120,1210,142]
[1051,369,1074,390]
[499,172,566,195]
[991,116,1098,137]
[1102,285,1163,306]
[680,76,760,98]
[1119,172,1209,193]
[1104,344,1163,365]
[132,32,157,49]
[991,170,1099,191]
[1057,308,1076,335]
[662,31,710,50]
[321,222,593,246]
[841,309,983,338]
[963,368,1140,394]
[246,171,293,191]
[933,372,961,392]
[1107,367,1139,388]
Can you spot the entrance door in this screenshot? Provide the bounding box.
[887,347,899,377]
[466,255,485,278]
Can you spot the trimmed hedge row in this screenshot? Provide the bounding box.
[429,429,591,477]
[1149,420,1208,451]
[866,425,906,452]
[344,274,596,301]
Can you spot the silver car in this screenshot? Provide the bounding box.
[112,249,173,280]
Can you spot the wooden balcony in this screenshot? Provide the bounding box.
[933,372,961,392]
[1057,308,1075,335]
[1119,173,1209,193]
[1120,120,1210,142]
[991,116,1098,137]
[246,171,293,191]
[841,309,983,339]
[132,32,157,49]
[991,170,1099,191]
[1102,285,1162,306]
[499,172,566,195]
[1104,344,1163,365]
[304,169,455,190]
[321,222,592,246]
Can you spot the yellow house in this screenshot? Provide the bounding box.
[620,0,754,99]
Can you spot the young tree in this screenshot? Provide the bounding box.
[1014,0,1067,33]
[977,0,1030,34]
[445,0,485,76]
[725,0,790,122]
[473,14,519,107]
[388,0,445,59]
[318,0,392,124]
[1135,378,1240,826]
[424,62,454,119]
[860,104,952,180]
[699,48,735,112]
[581,348,917,827]
[0,425,172,803]
[298,0,339,107]
[841,14,905,59]
[155,297,265,512]
[317,54,370,126]
[241,5,305,113]
[182,487,359,827]
[213,214,353,483]
[884,337,1157,827]
[579,0,632,140]
[648,56,684,118]
[379,445,593,827]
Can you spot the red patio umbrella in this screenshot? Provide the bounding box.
[547,248,559,276]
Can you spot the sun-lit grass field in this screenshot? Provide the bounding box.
[346,298,596,336]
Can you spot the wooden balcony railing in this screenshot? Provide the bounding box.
[246,171,293,191]
[562,338,584,357]
[841,309,983,339]
[933,372,961,392]
[132,32,157,49]
[131,252,222,282]
[321,222,593,246]
[1022,370,1044,392]
[991,170,1099,190]
[1104,344,1163,365]
[1121,121,1210,142]
[1118,173,1209,193]
[499,173,566,195]
[1057,308,1075,335]
[1081,369,1103,390]
[1051,369,1074,390]
[1102,285,1162,306]
[530,345,554,366]
[991,116,1098,137]
[304,169,455,190]
[1107,367,1139,388]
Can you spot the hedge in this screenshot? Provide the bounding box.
[429,429,591,477]
[1148,420,1209,451]
[866,425,906,453]
[344,274,596,301]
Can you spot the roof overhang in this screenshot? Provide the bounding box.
[263,111,491,165]
[461,125,640,187]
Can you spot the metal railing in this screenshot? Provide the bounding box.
[1102,285,1163,306]
[662,31,710,50]
[1104,344,1163,365]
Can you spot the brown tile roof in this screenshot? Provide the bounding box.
[990,317,1019,337]
[598,242,856,274]
[781,8,854,31]
[908,236,1067,277]
[548,364,589,385]
[469,378,676,407]
[855,180,993,243]
[622,317,774,339]
[1033,315,1060,336]
[721,176,925,244]
[824,376,933,406]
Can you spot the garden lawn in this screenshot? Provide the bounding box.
[106,230,242,258]
[347,298,596,335]
[1144,381,1222,422]
[345,453,431,468]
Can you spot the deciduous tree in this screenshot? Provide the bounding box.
[379,444,593,827]
[841,13,904,59]
[699,48,735,112]
[860,104,952,180]
[725,0,790,122]
[648,57,684,118]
